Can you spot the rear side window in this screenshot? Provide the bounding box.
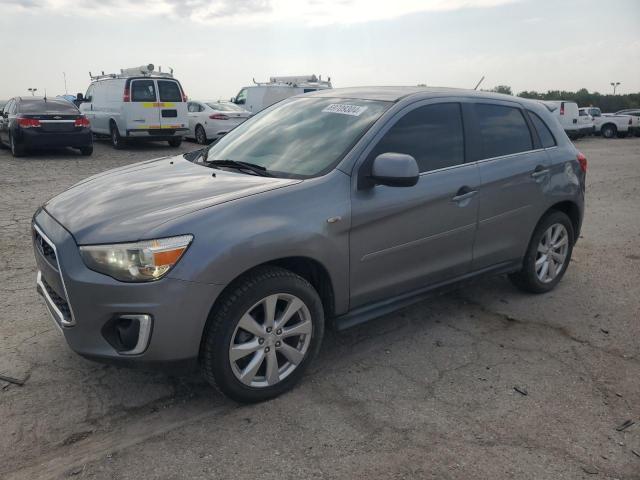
[19,99,78,113]
[158,80,182,102]
[475,104,532,159]
[370,103,465,173]
[528,112,556,148]
[131,80,156,102]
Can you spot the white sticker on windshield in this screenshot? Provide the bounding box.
[322,104,368,116]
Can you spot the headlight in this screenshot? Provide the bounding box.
[79,235,193,282]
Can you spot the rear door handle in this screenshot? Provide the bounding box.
[451,186,478,204]
[531,165,550,178]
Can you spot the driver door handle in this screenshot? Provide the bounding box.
[451,186,478,203]
[531,165,550,178]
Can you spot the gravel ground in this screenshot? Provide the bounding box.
[0,136,638,480]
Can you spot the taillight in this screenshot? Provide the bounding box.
[209,114,229,120]
[560,103,565,115]
[181,91,188,102]
[123,85,130,102]
[17,117,41,128]
[577,152,587,173]
[74,116,90,128]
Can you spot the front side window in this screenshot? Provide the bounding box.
[85,85,94,101]
[158,80,182,102]
[528,111,556,148]
[590,108,601,117]
[235,89,248,105]
[368,103,465,173]
[475,104,532,159]
[201,97,390,178]
[131,80,156,102]
[188,102,199,112]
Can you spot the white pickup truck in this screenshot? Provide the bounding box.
[579,107,634,138]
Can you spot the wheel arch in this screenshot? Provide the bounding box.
[545,200,581,244]
[200,256,336,348]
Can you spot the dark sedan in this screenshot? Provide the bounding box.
[0,97,93,157]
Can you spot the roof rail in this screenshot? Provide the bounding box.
[252,74,332,88]
[89,64,174,81]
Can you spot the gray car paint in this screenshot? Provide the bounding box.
[33,87,584,364]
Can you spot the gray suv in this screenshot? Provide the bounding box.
[33,87,586,402]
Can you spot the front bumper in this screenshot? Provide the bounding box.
[32,209,223,365]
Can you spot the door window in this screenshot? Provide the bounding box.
[368,103,465,173]
[158,80,182,102]
[131,80,156,102]
[188,102,199,112]
[528,112,556,148]
[235,89,248,105]
[85,85,94,102]
[475,104,533,159]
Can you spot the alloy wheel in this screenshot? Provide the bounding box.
[229,293,312,388]
[535,223,569,283]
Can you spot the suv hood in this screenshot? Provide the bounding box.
[44,155,300,244]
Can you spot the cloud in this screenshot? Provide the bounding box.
[1,0,516,25]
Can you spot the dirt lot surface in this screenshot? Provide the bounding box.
[1,137,639,480]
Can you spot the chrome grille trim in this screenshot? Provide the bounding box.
[33,223,76,326]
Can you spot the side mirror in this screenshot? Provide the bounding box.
[369,153,419,187]
[230,97,235,103]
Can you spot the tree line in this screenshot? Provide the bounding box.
[487,86,639,112]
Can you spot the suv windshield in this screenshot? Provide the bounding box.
[199,97,389,178]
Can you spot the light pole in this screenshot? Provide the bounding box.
[610,82,621,94]
[27,88,37,96]
[63,72,68,94]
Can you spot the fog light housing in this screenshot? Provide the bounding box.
[102,314,152,355]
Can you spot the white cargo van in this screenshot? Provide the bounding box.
[78,64,189,149]
[231,75,332,113]
[542,100,581,139]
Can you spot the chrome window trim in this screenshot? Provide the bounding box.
[33,223,76,326]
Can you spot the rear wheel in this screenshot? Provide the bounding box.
[195,125,207,145]
[601,124,616,139]
[168,137,183,147]
[200,266,324,403]
[9,133,25,157]
[509,211,574,294]
[110,122,124,149]
[79,146,93,156]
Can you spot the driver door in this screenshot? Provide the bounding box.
[349,101,480,308]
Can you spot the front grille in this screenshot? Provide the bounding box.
[34,229,57,265]
[41,275,72,323]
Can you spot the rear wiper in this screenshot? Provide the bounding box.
[205,159,271,177]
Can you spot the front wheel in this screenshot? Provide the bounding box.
[195,125,207,145]
[509,211,574,294]
[200,266,324,403]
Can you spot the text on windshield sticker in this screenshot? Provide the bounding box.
[322,104,368,116]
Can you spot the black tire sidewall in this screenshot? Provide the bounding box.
[602,125,616,138]
[110,123,122,149]
[195,125,206,145]
[517,211,574,293]
[203,269,324,403]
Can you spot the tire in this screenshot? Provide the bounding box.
[79,146,93,156]
[9,133,25,157]
[195,125,207,145]
[110,122,124,149]
[509,211,574,294]
[200,266,325,403]
[168,137,183,147]
[601,124,616,139]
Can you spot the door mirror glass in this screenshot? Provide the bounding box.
[370,153,419,187]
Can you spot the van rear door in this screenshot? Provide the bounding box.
[157,79,188,134]
[128,79,161,133]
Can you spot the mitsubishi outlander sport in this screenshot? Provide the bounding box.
[33,87,586,403]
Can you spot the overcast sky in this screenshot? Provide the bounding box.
[1,0,639,100]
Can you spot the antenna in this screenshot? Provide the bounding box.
[473,76,485,90]
[44,89,47,101]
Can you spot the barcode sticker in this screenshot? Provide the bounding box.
[322,104,368,116]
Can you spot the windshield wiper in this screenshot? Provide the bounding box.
[205,159,271,177]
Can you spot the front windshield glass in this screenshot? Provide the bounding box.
[199,97,389,178]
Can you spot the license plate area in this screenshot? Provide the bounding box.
[162,110,177,118]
